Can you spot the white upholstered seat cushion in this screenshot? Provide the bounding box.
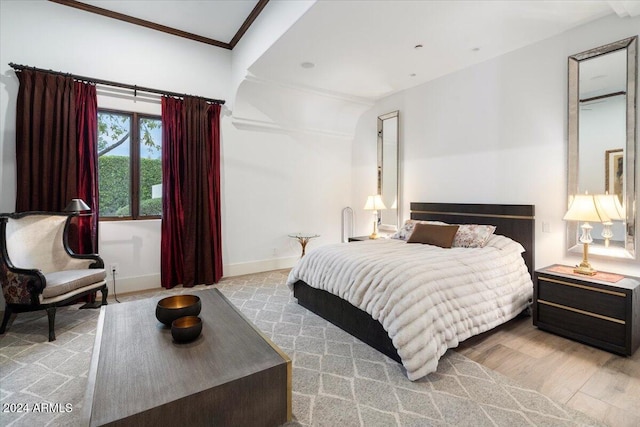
[42,269,107,299]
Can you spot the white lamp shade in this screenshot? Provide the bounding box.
[364,195,387,210]
[594,193,624,221]
[563,194,609,223]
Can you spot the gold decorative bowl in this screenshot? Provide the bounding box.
[155,295,201,326]
[171,316,202,343]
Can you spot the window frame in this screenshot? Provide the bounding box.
[97,108,162,221]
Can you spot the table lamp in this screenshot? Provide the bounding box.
[594,193,624,247]
[364,195,387,239]
[563,193,609,275]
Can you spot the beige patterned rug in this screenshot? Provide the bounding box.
[0,270,602,426]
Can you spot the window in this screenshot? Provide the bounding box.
[98,110,162,219]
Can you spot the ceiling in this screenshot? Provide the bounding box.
[67,0,640,101]
[71,0,263,48]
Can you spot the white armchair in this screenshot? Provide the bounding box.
[0,212,108,341]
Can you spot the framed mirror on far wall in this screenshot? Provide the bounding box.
[377,111,399,232]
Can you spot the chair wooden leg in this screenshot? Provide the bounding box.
[100,286,109,306]
[0,305,13,334]
[46,307,57,342]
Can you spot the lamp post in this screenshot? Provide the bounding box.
[563,193,609,275]
[364,195,387,239]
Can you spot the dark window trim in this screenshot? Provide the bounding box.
[98,108,162,221]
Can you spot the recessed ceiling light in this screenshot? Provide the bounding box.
[472,47,481,52]
[409,73,417,77]
[300,62,315,69]
[414,44,423,49]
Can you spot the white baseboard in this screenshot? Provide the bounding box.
[105,257,299,296]
[107,273,161,296]
[223,256,299,277]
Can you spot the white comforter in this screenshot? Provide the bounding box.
[286,235,533,380]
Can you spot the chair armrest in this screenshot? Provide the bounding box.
[62,216,104,269]
[68,253,104,269]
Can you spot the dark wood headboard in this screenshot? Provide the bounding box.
[410,202,536,278]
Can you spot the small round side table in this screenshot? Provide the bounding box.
[288,233,319,257]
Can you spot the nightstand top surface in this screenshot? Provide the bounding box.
[537,264,640,290]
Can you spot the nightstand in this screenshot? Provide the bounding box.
[533,264,640,356]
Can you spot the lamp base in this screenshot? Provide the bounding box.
[574,263,597,276]
[573,242,597,275]
[369,218,379,239]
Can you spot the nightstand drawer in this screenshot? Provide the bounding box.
[537,303,626,348]
[537,276,626,321]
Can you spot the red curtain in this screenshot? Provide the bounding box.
[160,97,184,288]
[16,70,77,211]
[75,81,99,254]
[15,69,98,254]
[161,96,222,288]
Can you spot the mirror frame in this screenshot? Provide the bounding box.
[567,36,638,259]
[377,110,400,230]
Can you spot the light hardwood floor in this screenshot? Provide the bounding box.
[456,315,640,427]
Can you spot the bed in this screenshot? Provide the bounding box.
[288,202,535,380]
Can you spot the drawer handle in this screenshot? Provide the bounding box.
[539,277,626,297]
[538,299,625,325]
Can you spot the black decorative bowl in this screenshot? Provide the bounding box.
[171,316,202,343]
[155,295,201,326]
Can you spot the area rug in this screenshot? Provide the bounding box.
[0,270,602,426]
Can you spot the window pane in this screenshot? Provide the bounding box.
[98,112,131,217]
[138,117,163,216]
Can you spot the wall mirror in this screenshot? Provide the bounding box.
[377,111,399,230]
[567,36,637,259]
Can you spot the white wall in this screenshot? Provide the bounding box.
[221,120,351,274]
[0,0,352,299]
[352,14,640,276]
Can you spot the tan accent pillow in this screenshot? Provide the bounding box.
[407,223,459,248]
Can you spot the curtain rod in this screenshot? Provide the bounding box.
[8,62,225,105]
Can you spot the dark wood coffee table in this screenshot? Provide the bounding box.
[83,289,291,426]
